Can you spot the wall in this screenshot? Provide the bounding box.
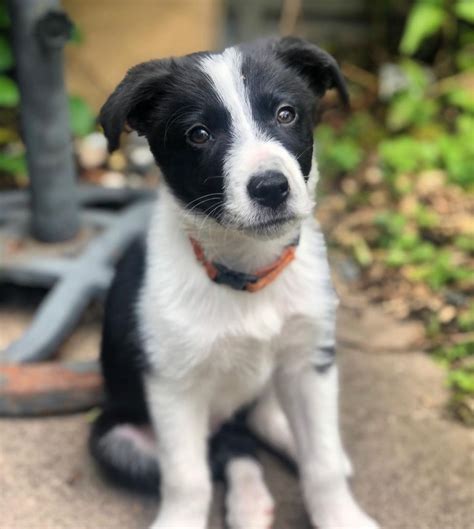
[63,0,222,110]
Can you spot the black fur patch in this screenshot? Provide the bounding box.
[210,413,259,482]
[100,237,150,419]
[100,53,229,221]
[145,55,231,219]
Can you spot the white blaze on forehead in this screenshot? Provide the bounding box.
[199,47,262,142]
[199,47,314,225]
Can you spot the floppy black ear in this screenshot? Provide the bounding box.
[100,59,172,152]
[273,37,349,108]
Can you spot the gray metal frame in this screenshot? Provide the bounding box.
[0,186,154,416]
[1,187,153,363]
[8,0,79,242]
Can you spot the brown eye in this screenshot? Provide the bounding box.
[277,106,296,125]
[187,126,210,145]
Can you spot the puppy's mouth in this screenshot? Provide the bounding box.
[241,215,298,237]
[189,204,299,239]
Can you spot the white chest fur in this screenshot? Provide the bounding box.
[138,188,334,422]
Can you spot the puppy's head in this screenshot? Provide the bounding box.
[101,37,347,238]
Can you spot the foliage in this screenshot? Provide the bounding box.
[448,368,474,393]
[68,95,96,138]
[0,34,12,70]
[0,75,18,106]
[380,60,474,190]
[316,126,364,175]
[0,2,95,186]
[400,0,474,55]
[317,0,474,425]
[400,2,445,55]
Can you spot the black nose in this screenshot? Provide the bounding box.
[247,171,290,209]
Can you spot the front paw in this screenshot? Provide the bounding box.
[307,483,379,529]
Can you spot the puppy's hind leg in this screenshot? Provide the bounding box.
[246,384,297,463]
[211,421,275,529]
[247,383,353,477]
[275,362,378,529]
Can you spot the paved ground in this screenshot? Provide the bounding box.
[1,301,473,529]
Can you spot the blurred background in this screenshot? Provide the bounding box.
[2,0,472,420]
[0,1,473,528]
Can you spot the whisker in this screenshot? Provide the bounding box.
[202,175,224,184]
[296,144,313,161]
[181,197,224,226]
[185,193,223,210]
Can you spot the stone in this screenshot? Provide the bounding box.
[77,132,108,170]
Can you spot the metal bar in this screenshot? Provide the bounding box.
[84,201,152,265]
[3,273,102,363]
[78,185,154,205]
[0,189,25,210]
[0,257,69,287]
[2,201,152,363]
[7,0,79,242]
[0,185,155,212]
[0,361,103,416]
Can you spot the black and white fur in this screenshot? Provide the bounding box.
[90,37,379,529]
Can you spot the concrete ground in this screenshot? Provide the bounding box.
[1,301,473,529]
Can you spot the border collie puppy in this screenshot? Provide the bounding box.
[90,37,379,529]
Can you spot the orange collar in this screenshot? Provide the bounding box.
[189,237,298,292]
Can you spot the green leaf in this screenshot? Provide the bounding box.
[398,232,420,250]
[69,24,84,45]
[438,131,474,188]
[456,46,474,71]
[0,75,19,107]
[68,95,96,137]
[400,59,432,91]
[386,247,409,267]
[328,139,363,172]
[379,136,440,175]
[448,369,474,393]
[0,151,26,175]
[375,212,407,234]
[387,94,420,131]
[410,242,436,263]
[353,238,372,266]
[455,0,474,23]
[0,3,10,29]
[400,4,445,55]
[446,88,474,112]
[386,91,438,131]
[0,36,13,71]
[455,235,474,253]
[414,205,439,228]
[436,342,474,362]
[0,126,18,145]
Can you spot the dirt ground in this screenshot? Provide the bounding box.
[1,300,473,529]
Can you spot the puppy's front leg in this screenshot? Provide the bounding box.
[275,360,379,529]
[146,376,211,529]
